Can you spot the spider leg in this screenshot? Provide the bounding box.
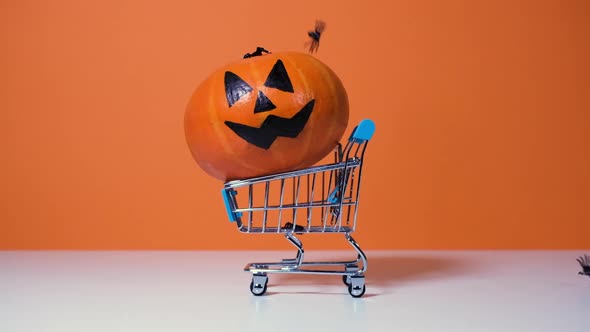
[310,40,320,53]
[308,40,316,53]
[577,258,584,266]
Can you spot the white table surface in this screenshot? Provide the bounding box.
[1,250,589,332]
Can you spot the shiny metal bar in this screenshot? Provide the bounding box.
[247,268,356,276]
[277,178,285,233]
[236,226,354,234]
[349,141,368,232]
[292,175,301,229]
[262,181,269,232]
[234,200,357,212]
[323,168,335,230]
[346,169,355,227]
[307,173,316,232]
[225,160,360,188]
[336,166,348,232]
[321,170,325,228]
[345,233,367,274]
[306,174,310,230]
[248,184,253,232]
[285,233,304,269]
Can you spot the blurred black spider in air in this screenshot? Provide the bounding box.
[306,20,326,54]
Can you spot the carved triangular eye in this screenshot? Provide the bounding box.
[253,91,276,113]
[264,59,294,93]
[225,71,253,107]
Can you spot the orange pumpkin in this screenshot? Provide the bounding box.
[184,51,349,181]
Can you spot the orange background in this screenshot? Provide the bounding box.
[1,0,588,250]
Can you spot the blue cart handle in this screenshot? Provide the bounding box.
[349,119,376,143]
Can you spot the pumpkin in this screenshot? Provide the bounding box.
[184,51,349,181]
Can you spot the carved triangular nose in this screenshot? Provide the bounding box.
[253,90,276,114]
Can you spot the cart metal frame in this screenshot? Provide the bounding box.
[222,119,376,297]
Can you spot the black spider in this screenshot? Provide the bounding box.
[306,20,326,53]
[243,47,271,59]
[577,254,590,277]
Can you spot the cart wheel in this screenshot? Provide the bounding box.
[250,275,268,296]
[250,281,267,296]
[348,283,366,298]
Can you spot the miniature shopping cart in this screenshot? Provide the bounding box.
[221,119,376,297]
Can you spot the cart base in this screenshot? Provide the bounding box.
[244,232,368,297]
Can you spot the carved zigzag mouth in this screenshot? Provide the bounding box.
[224,99,315,150]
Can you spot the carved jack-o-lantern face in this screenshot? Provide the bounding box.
[185,52,349,181]
[223,59,315,150]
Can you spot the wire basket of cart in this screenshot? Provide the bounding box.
[222,119,376,297]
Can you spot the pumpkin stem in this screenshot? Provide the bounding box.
[243,47,271,59]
